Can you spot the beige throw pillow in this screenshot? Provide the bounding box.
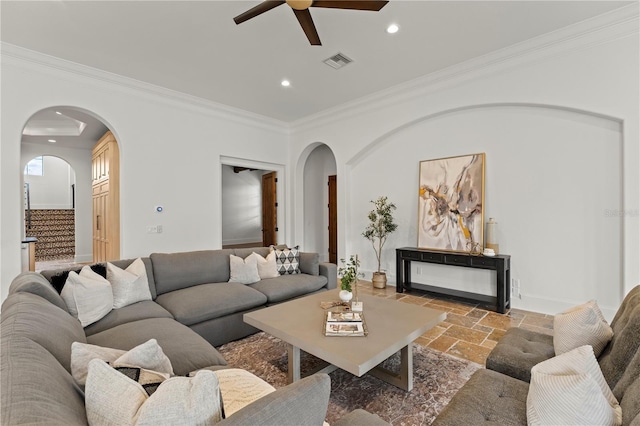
[61,266,113,327]
[228,254,260,284]
[554,299,613,357]
[107,258,152,309]
[527,345,622,426]
[249,251,280,280]
[85,359,223,426]
[71,339,173,386]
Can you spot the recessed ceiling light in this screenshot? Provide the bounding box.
[281,80,291,87]
[55,111,62,115]
[48,139,57,143]
[387,24,399,34]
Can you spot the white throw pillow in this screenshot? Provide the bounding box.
[554,299,613,357]
[249,251,280,280]
[61,266,113,327]
[85,359,223,426]
[228,254,260,284]
[107,258,152,309]
[71,339,173,386]
[527,345,622,426]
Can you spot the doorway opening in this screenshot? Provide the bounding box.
[220,158,285,249]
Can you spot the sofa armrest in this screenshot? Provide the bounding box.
[332,409,390,426]
[218,373,330,426]
[320,263,337,290]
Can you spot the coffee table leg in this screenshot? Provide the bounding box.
[287,344,301,383]
[369,344,413,391]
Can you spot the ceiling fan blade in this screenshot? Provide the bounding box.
[233,1,286,25]
[293,8,321,45]
[311,1,388,11]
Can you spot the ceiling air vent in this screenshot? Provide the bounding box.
[323,53,353,70]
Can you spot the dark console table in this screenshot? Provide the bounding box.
[396,247,511,314]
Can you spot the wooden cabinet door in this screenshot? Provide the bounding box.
[92,130,119,262]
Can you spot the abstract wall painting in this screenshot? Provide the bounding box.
[418,153,485,253]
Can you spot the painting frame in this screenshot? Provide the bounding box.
[417,153,485,254]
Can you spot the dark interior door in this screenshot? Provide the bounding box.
[262,171,277,247]
[328,175,337,263]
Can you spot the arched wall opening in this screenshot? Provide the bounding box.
[301,143,337,262]
[342,103,624,316]
[19,106,114,266]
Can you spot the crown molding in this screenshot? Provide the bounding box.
[0,42,289,134]
[290,2,639,132]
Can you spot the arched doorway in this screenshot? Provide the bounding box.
[302,144,337,263]
[19,106,116,269]
[23,155,77,267]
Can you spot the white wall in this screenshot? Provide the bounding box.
[24,155,76,209]
[21,144,92,263]
[221,165,263,246]
[303,144,336,261]
[290,11,639,319]
[1,44,289,301]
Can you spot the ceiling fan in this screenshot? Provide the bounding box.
[233,1,389,46]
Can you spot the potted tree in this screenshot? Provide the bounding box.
[362,196,398,288]
[338,255,364,302]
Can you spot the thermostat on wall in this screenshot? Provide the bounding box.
[155,206,164,213]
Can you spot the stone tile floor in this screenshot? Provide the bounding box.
[356,280,554,365]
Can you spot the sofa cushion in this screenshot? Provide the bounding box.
[249,274,328,304]
[600,285,640,391]
[299,252,320,276]
[109,257,157,299]
[553,299,613,357]
[234,247,270,259]
[332,409,390,426]
[61,266,114,327]
[485,327,555,383]
[1,292,86,373]
[155,283,267,326]
[150,250,234,295]
[431,368,529,426]
[228,254,260,284]
[1,336,88,426]
[218,373,331,426]
[86,359,223,426]
[72,339,173,386]
[8,271,68,311]
[83,300,174,337]
[42,263,107,294]
[273,246,301,275]
[249,251,280,280]
[86,317,227,376]
[107,258,153,309]
[527,345,622,426]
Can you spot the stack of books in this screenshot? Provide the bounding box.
[324,311,367,337]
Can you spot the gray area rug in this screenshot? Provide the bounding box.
[217,332,481,425]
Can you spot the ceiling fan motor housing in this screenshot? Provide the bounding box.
[286,0,314,10]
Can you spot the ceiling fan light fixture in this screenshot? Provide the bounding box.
[286,0,313,10]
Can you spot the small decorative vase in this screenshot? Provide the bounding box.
[339,290,353,302]
[372,272,387,289]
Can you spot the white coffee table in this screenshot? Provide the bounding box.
[244,289,446,391]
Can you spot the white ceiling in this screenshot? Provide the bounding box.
[1,0,632,132]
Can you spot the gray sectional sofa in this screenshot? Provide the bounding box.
[433,285,640,425]
[1,247,392,425]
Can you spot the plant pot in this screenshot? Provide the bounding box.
[372,272,387,289]
[339,290,353,302]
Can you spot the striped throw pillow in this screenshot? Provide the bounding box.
[527,345,622,426]
[553,299,613,357]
